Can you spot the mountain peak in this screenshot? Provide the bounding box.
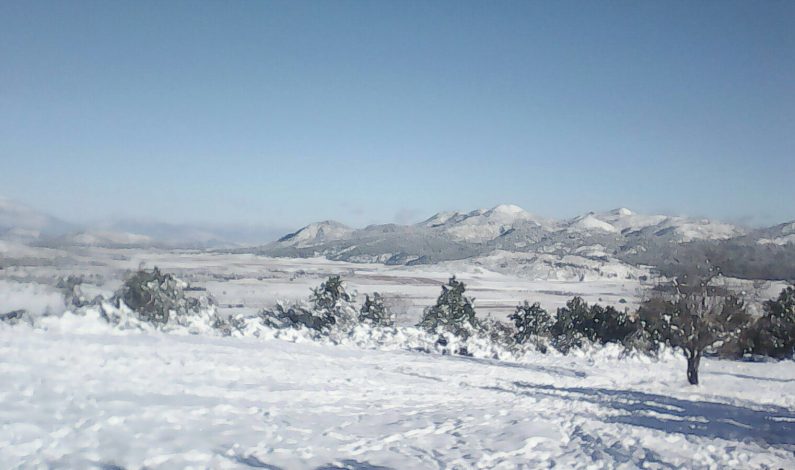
[276,220,353,246]
[568,214,618,233]
[610,207,633,216]
[487,204,528,216]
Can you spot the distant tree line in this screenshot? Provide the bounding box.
[619,238,795,282]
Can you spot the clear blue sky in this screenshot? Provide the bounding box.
[1,0,793,229]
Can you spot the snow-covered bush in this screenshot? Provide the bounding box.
[589,304,639,345]
[510,301,551,346]
[57,275,86,308]
[620,327,659,355]
[0,309,34,326]
[111,267,214,328]
[547,296,642,354]
[478,316,516,347]
[418,276,478,338]
[260,301,334,331]
[359,292,395,327]
[259,275,358,332]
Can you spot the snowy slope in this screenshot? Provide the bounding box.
[590,208,669,232]
[566,214,619,233]
[756,221,795,246]
[587,208,744,241]
[423,204,551,242]
[277,220,355,247]
[1,323,793,469]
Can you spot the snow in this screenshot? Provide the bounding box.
[0,280,64,315]
[667,219,743,242]
[614,207,633,216]
[487,203,529,216]
[278,221,354,247]
[592,209,669,233]
[567,214,618,233]
[438,204,548,242]
[1,322,793,469]
[758,234,795,246]
[1,247,793,468]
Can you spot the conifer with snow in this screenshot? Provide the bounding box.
[551,296,590,352]
[359,292,395,327]
[739,286,795,358]
[418,276,477,338]
[113,267,202,326]
[510,301,551,344]
[263,275,358,332]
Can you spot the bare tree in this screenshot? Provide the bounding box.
[638,275,750,385]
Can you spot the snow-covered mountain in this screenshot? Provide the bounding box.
[3,196,792,279]
[246,204,794,281]
[420,204,551,242]
[277,220,355,247]
[0,197,75,240]
[564,208,745,242]
[258,204,753,260]
[753,221,795,246]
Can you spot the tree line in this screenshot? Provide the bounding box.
[7,267,791,388]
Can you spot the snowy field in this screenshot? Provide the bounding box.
[1,321,794,469]
[2,247,794,468]
[0,247,651,322]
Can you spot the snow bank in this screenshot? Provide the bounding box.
[0,280,65,316]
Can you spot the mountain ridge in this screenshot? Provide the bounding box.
[2,197,793,280]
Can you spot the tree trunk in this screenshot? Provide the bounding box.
[686,350,701,385]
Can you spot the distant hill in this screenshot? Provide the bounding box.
[0,197,285,249]
[245,204,793,281]
[2,196,792,281]
[0,197,76,240]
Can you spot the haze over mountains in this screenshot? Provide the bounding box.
[0,197,286,249]
[2,196,794,281]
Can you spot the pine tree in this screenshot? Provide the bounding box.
[418,276,477,337]
[510,301,551,344]
[551,296,590,352]
[309,275,357,330]
[742,286,795,358]
[359,292,395,327]
[764,286,795,357]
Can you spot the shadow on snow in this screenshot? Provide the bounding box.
[505,382,795,447]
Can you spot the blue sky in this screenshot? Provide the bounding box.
[1,0,793,229]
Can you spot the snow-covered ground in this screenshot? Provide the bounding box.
[1,320,794,469]
[2,248,793,468]
[0,246,650,322]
